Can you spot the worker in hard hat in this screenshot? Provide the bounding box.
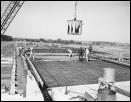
[29,46,35,60]
[85,48,90,62]
[67,48,73,58]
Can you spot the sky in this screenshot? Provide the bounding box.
[1,1,130,43]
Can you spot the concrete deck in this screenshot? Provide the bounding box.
[35,56,78,61]
[48,81,130,101]
[26,70,44,101]
[32,59,130,88]
[1,92,26,101]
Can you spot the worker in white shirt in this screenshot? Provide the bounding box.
[119,52,123,62]
[17,47,20,56]
[17,47,23,56]
[88,44,92,56]
[85,48,89,62]
[67,49,73,58]
[29,47,35,60]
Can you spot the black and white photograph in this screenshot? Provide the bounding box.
[1,1,130,101]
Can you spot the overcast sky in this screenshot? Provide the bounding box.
[1,1,130,43]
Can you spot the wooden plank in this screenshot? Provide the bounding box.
[115,86,130,97]
[21,55,28,70]
[16,56,27,94]
[90,55,130,67]
[34,53,78,56]
[25,54,44,87]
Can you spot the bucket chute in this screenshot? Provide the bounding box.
[67,1,83,35]
[67,20,83,35]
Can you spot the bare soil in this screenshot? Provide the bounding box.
[1,41,16,56]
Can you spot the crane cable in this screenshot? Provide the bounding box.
[74,1,77,20]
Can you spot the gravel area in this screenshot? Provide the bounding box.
[1,41,16,56]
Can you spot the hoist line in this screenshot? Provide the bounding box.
[74,1,77,20]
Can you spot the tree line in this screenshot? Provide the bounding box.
[2,35,129,47]
[13,38,82,45]
[1,34,13,41]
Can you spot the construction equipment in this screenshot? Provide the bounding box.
[67,1,84,35]
[1,1,83,35]
[1,1,25,35]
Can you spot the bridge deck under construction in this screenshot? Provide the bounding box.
[31,57,130,88]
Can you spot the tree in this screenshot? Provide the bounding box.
[1,34,13,41]
[69,40,74,44]
[96,42,100,45]
[39,38,45,42]
[57,38,62,43]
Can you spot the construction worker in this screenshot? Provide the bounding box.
[36,43,38,49]
[67,49,73,58]
[17,47,23,56]
[119,52,123,62]
[85,48,89,62]
[78,47,84,61]
[88,44,92,56]
[17,47,20,56]
[29,47,35,60]
[24,41,27,52]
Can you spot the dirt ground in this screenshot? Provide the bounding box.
[1,41,16,56]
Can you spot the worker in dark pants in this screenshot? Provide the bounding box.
[88,44,92,57]
[78,47,84,61]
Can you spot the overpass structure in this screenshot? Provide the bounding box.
[1,41,130,101]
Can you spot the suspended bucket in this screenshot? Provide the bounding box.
[67,20,83,35]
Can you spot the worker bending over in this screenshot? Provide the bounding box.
[29,47,35,60]
[67,49,73,58]
[85,48,90,62]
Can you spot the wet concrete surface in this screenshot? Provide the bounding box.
[32,59,130,88]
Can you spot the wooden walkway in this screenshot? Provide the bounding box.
[16,56,27,94]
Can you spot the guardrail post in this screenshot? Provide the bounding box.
[10,51,16,95]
